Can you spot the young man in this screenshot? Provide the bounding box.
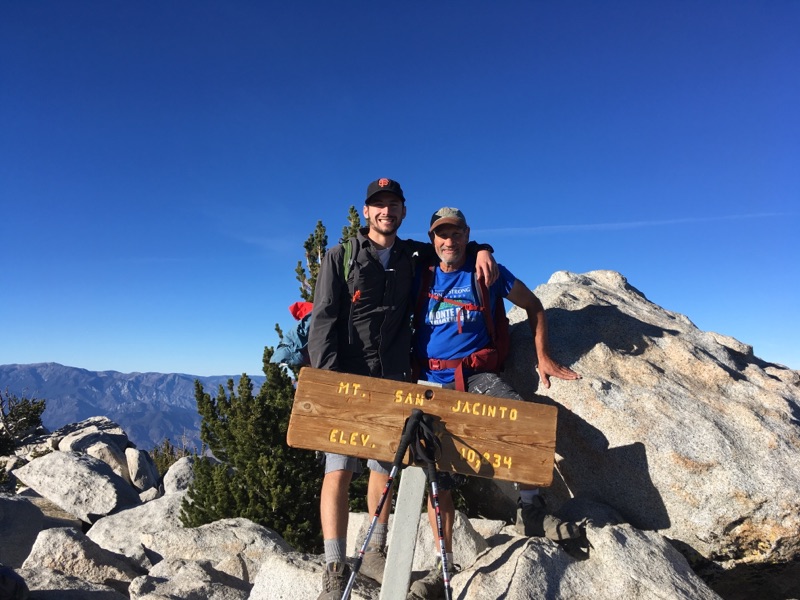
[308,181,497,599]
[408,207,583,600]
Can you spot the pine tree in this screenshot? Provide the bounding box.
[1,390,46,456]
[181,351,322,551]
[295,207,360,301]
[295,220,328,301]
[149,437,195,478]
[341,205,361,241]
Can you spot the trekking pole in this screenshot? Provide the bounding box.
[414,414,453,600]
[342,409,424,600]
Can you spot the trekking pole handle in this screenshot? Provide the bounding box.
[393,408,423,465]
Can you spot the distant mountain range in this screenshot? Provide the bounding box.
[0,363,265,450]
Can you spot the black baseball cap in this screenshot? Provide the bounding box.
[365,178,405,204]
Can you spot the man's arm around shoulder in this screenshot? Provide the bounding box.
[406,237,499,284]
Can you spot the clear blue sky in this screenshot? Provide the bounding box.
[2,1,797,376]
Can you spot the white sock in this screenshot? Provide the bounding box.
[519,488,540,505]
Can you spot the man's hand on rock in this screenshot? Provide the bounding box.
[537,357,581,389]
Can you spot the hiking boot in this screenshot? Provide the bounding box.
[407,560,458,600]
[557,532,592,561]
[359,546,387,583]
[318,561,351,600]
[515,496,583,541]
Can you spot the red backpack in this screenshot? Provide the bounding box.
[413,264,510,391]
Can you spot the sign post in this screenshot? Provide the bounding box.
[379,465,427,600]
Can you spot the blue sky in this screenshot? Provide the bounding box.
[2,1,798,376]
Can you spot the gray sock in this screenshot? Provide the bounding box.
[370,523,388,549]
[324,538,346,565]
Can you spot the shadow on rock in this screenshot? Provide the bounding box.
[545,304,680,364]
[694,556,800,600]
[507,304,674,530]
[554,406,671,531]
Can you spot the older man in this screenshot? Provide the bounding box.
[408,207,583,600]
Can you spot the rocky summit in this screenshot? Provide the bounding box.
[506,271,799,565]
[1,270,798,599]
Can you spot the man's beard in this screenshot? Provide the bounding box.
[437,249,464,268]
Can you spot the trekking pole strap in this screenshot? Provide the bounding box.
[394,409,424,464]
[409,413,442,466]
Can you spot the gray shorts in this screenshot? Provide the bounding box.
[324,453,391,476]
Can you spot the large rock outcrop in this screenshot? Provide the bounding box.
[128,558,251,600]
[12,450,141,523]
[504,270,800,565]
[139,517,293,584]
[453,523,719,599]
[16,566,128,599]
[22,527,143,592]
[86,491,187,570]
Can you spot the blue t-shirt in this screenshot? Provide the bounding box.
[415,258,515,384]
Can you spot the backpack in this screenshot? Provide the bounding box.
[413,262,510,391]
[341,237,360,345]
[271,238,359,368]
[341,236,357,289]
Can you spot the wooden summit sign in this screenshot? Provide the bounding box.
[286,367,558,486]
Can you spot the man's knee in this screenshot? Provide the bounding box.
[323,469,353,489]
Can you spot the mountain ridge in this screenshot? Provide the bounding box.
[0,362,266,449]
